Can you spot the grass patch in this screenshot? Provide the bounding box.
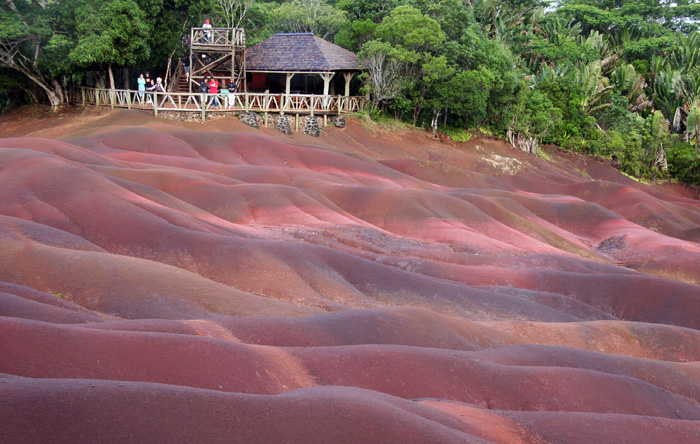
[620,170,651,184]
[352,111,413,134]
[575,168,592,179]
[538,148,553,161]
[476,126,495,137]
[440,127,472,142]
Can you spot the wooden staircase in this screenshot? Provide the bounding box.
[169,60,193,93]
[174,74,190,93]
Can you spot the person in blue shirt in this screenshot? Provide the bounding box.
[137,73,146,105]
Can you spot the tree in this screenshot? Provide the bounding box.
[0,0,70,107]
[335,0,399,23]
[217,0,254,28]
[70,0,150,90]
[364,5,447,124]
[576,59,613,114]
[359,40,402,109]
[271,0,347,40]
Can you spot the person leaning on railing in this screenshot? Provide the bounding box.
[137,73,146,105]
[202,19,212,43]
[147,77,166,107]
[144,73,154,104]
[208,77,220,109]
[222,79,237,109]
[199,76,210,109]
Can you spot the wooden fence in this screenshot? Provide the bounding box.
[191,27,246,49]
[67,87,367,121]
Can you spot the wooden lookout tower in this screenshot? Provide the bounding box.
[188,26,246,92]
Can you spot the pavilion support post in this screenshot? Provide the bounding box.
[285,73,296,95]
[320,73,333,96]
[343,72,353,97]
[320,72,334,111]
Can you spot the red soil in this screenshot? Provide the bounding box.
[1,107,699,443]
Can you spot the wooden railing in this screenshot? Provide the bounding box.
[67,87,367,120]
[191,27,245,49]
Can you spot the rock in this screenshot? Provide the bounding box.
[276,115,292,135]
[240,112,259,129]
[332,116,346,128]
[304,115,320,137]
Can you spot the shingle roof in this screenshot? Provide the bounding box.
[246,33,361,72]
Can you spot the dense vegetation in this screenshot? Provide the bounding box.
[2,0,700,184]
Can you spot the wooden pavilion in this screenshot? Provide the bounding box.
[244,33,362,97]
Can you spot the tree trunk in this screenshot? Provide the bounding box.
[431,109,440,138]
[17,68,63,108]
[108,64,115,90]
[96,73,106,90]
[51,78,66,104]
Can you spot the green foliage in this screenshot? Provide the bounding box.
[511,88,562,141]
[666,142,700,185]
[334,19,376,52]
[268,0,348,40]
[70,0,150,67]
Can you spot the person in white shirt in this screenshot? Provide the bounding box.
[202,19,212,43]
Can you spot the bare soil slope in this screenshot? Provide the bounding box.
[1,108,700,443]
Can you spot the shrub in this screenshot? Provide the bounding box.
[666,142,700,186]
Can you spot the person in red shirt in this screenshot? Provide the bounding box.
[208,77,220,108]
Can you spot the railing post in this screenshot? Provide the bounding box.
[201,93,206,122]
[81,87,86,107]
[153,91,158,117]
[110,89,114,109]
[127,90,132,110]
[96,89,100,107]
[245,93,249,112]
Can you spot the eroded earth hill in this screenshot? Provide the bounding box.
[1,109,700,443]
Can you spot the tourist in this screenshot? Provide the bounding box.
[208,76,220,109]
[150,77,166,93]
[200,76,210,94]
[183,57,190,80]
[202,19,212,43]
[226,79,237,108]
[199,76,209,108]
[137,73,146,105]
[144,73,154,104]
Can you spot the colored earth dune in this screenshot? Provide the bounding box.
[1,110,699,443]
